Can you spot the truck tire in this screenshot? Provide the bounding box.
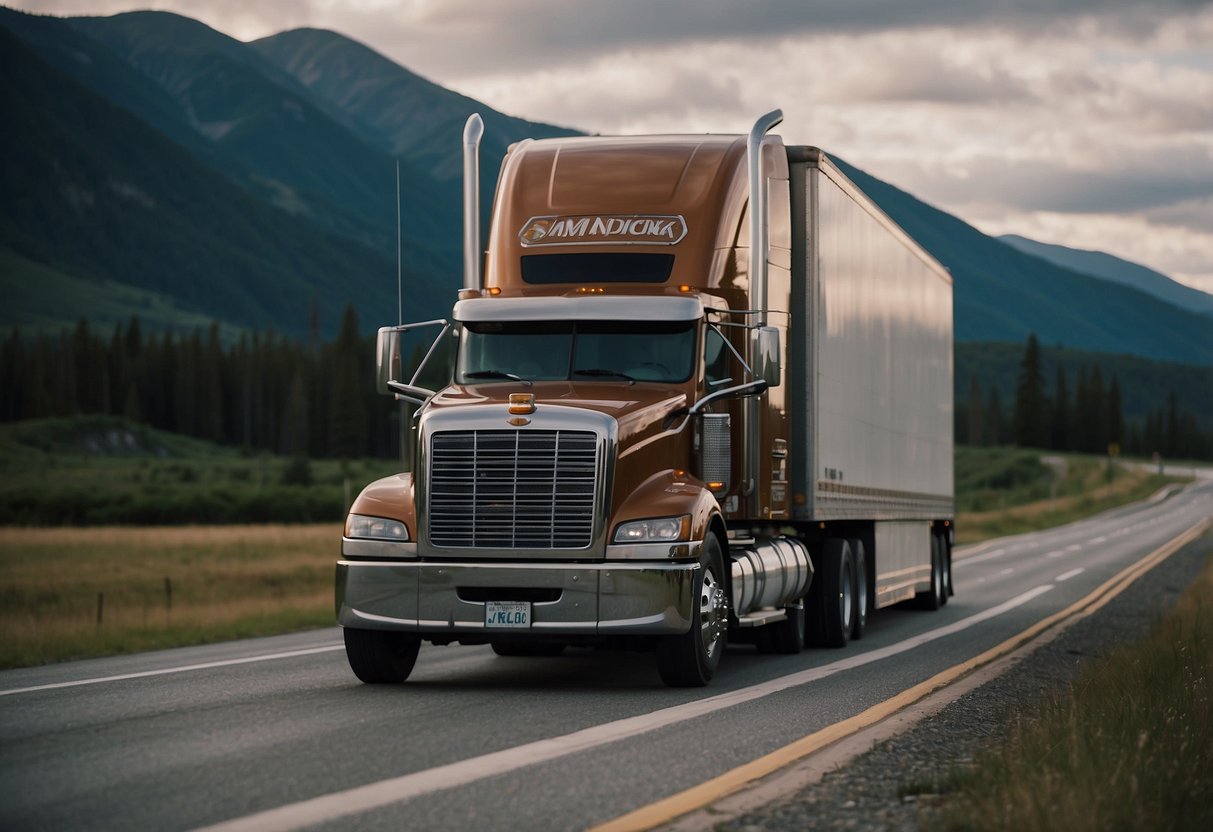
[848,538,868,640]
[491,642,566,657]
[941,530,954,600]
[769,602,805,654]
[915,534,945,611]
[343,627,421,683]
[808,538,853,648]
[657,534,728,687]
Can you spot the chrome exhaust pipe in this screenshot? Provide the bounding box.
[731,536,812,617]
[463,113,485,292]
[747,108,783,326]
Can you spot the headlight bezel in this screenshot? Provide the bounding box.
[612,515,691,544]
[345,513,410,542]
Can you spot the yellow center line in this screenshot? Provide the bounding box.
[589,518,1211,832]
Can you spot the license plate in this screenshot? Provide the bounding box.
[485,601,531,629]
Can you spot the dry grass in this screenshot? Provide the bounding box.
[941,545,1213,831]
[0,524,341,667]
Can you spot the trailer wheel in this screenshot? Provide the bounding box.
[848,538,868,640]
[343,628,421,683]
[915,534,945,611]
[941,531,954,600]
[491,642,566,657]
[657,534,727,687]
[808,538,853,648]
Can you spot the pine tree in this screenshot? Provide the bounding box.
[1013,333,1048,448]
[328,304,367,458]
[1050,365,1070,451]
[966,376,983,446]
[1107,374,1123,450]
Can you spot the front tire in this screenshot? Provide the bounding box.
[344,628,421,683]
[657,534,728,687]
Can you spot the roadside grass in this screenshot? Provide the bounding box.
[954,446,1185,545]
[937,548,1213,831]
[0,525,339,667]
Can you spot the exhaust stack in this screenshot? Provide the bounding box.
[463,113,485,292]
[747,109,783,325]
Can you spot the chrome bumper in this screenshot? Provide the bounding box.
[336,559,697,636]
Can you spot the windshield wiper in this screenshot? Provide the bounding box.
[464,370,532,386]
[573,368,635,383]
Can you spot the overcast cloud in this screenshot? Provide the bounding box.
[13,0,1213,294]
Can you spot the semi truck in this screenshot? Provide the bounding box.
[337,109,954,687]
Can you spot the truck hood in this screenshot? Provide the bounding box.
[427,382,689,453]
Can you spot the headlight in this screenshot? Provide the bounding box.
[345,514,409,541]
[613,515,690,543]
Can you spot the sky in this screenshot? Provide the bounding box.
[14,0,1213,296]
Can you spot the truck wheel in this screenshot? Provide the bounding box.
[769,602,805,654]
[915,534,945,610]
[343,627,421,683]
[849,538,868,640]
[491,642,566,657]
[657,535,728,687]
[941,531,954,600]
[808,538,853,648]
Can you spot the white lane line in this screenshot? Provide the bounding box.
[0,645,345,698]
[1055,568,1084,583]
[956,548,1006,566]
[1065,544,1083,552]
[1089,536,1107,544]
[193,586,1054,832]
[1046,550,1065,558]
[998,568,1014,576]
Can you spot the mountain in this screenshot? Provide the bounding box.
[831,158,1213,364]
[0,23,445,337]
[1,7,1209,368]
[249,28,580,186]
[999,234,1213,318]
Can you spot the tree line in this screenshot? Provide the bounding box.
[958,333,1211,461]
[3,318,1210,462]
[0,307,400,460]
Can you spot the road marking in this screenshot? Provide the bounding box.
[955,547,1005,565]
[1046,550,1065,558]
[1089,536,1107,544]
[998,568,1014,576]
[0,645,345,698]
[1066,544,1082,551]
[191,588,1053,832]
[1055,568,1084,582]
[592,517,1210,832]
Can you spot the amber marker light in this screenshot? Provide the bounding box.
[678,284,692,293]
[508,392,536,415]
[487,286,502,296]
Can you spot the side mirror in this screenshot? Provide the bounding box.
[752,326,781,388]
[376,326,403,396]
[376,319,450,403]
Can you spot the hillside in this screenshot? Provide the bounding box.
[0,25,446,337]
[832,157,1213,364]
[999,234,1213,317]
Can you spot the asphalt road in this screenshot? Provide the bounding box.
[2,478,1210,832]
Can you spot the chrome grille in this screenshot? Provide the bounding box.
[428,430,598,548]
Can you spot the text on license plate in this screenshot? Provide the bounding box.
[485,601,531,629]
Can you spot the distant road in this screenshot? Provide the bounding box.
[2,479,1211,831]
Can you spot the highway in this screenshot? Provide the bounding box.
[2,478,1210,832]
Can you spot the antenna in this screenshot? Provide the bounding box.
[396,160,403,325]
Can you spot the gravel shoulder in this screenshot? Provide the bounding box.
[707,529,1213,832]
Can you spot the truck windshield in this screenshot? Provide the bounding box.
[457,321,696,383]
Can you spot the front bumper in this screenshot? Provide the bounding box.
[336,559,697,636]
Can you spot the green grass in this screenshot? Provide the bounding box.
[939,546,1213,831]
[0,416,403,524]
[954,445,1186,544]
